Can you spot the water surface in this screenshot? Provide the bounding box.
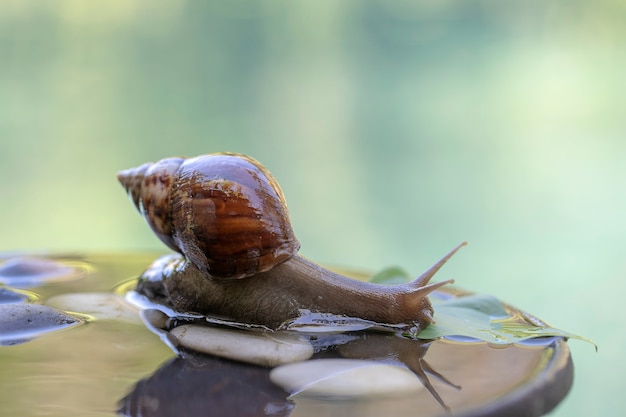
[0,253,571,417]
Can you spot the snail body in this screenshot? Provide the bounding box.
[119,152,462,332]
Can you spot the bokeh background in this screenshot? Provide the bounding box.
[2,1,624,416]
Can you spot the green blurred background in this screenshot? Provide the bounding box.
[1,0,624,415]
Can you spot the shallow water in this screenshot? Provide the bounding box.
[0,253,571,417]
[0,254,168,417]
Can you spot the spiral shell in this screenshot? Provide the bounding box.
[118,153,300,279]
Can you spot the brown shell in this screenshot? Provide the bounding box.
[118,158,185,253]
[118,153,300,279]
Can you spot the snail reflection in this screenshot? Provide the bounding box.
[118,347,295,417]
[118,318,458,417]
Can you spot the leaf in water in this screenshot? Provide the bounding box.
[492,320,598,351]
[368,266,412,285]
[416,306,500,343]
[416,293,597,350]
[366,268,595,348]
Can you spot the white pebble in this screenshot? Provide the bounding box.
[46,293,141,324]
[170,325,313,367]
[270,359,425,398]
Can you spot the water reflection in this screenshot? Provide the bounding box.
[120,310,573,417]
[131,302,460,410]
[0,253,575,417]
[118,332,454,417]
[336,334,461,410]
[119,348,295,417]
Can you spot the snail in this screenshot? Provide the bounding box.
[118,152,464,332]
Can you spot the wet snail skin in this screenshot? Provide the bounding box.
[118,152,463,331]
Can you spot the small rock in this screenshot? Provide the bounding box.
[46,293,141,324]
[0,257,87,288]
[0,304,83,345]
[170,325,313,367]
[139,309,181,353]
[270,359,425,398]
[140,308,170,330]
[0,287,29,304]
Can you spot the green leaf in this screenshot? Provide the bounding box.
[489,319,598,350]
[416,293,597,350]
[368,266,412,285]
[368,268,595,349]
[417,306,497,342]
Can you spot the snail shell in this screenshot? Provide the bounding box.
[118,153,300,279]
